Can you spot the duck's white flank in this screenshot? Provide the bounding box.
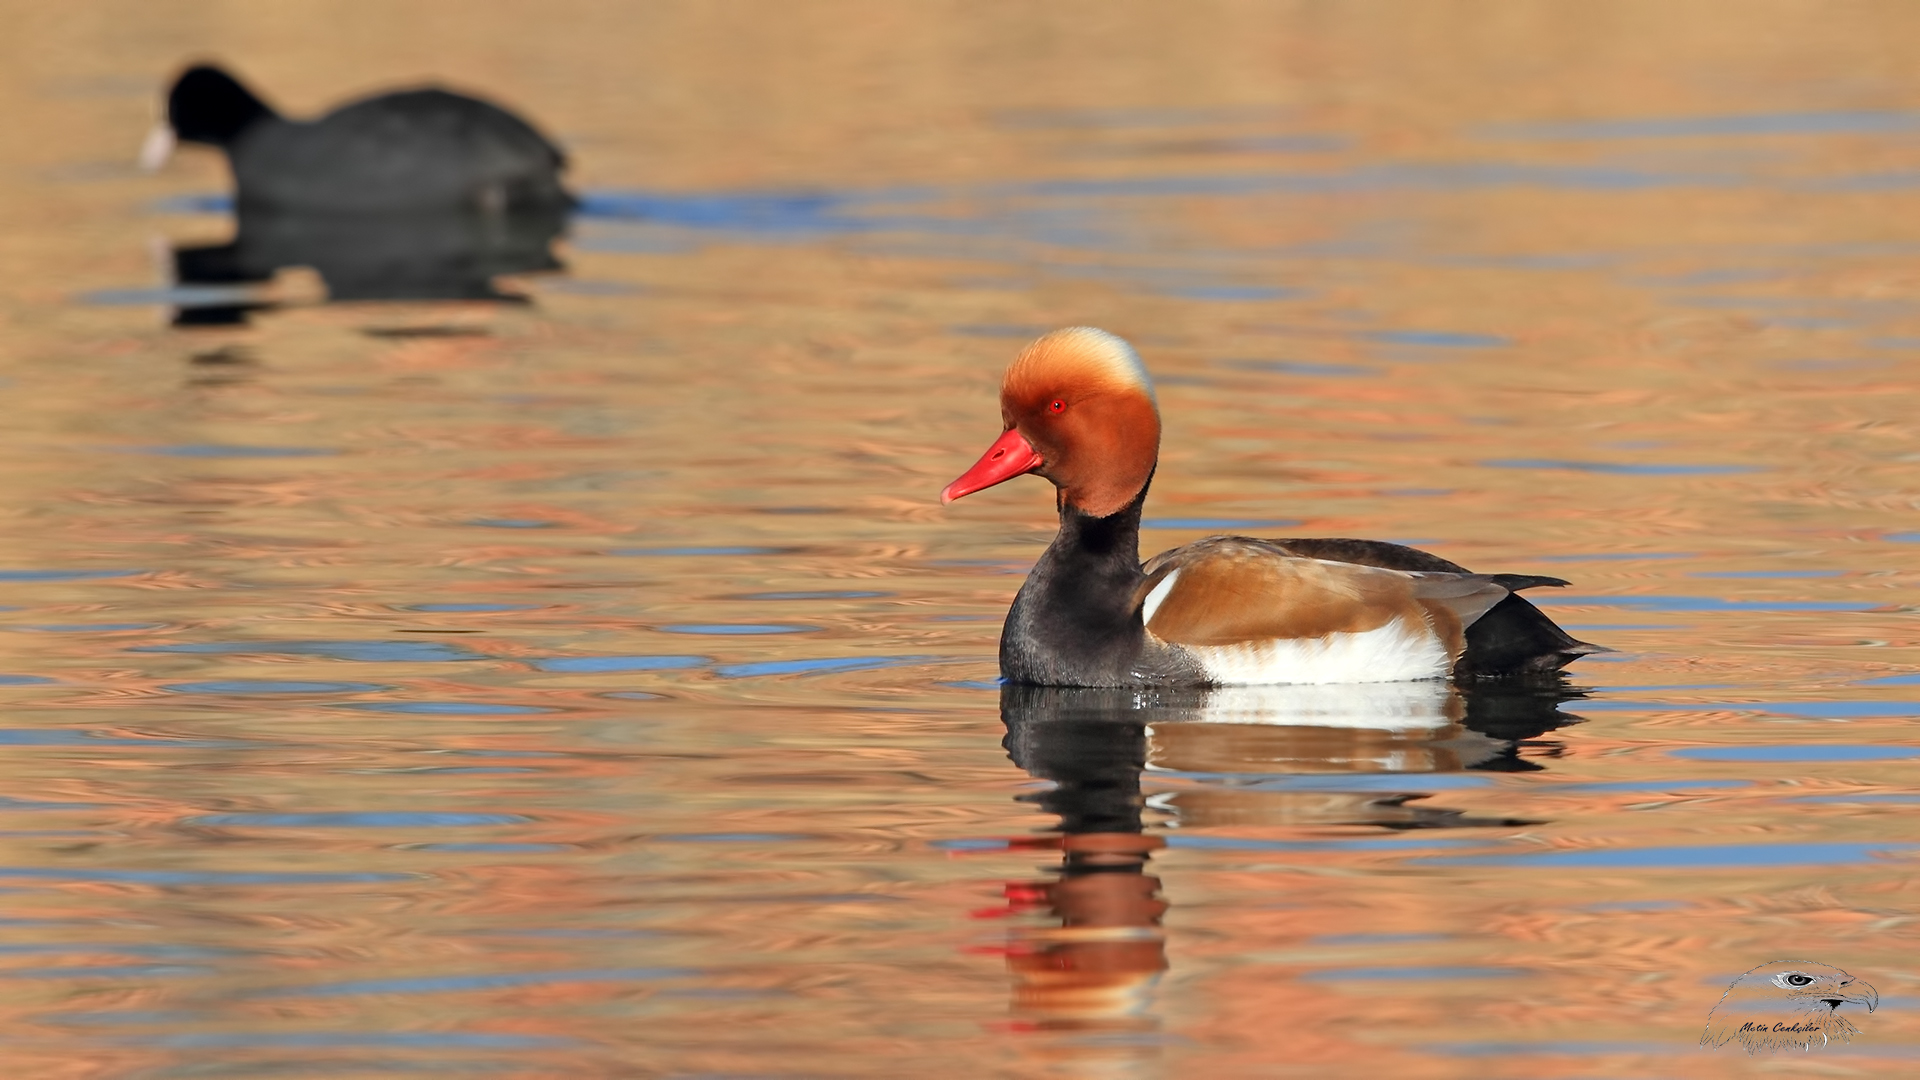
[1170,614,1453,685]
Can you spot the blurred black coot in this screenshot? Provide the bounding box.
[150,64,572,213]
[148,63,575,324]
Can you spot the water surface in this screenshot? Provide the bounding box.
[4,3,1920,1076]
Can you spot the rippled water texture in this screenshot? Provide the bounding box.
[5,3,1920,1076]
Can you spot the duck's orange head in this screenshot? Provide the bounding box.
[941,327,1162,518]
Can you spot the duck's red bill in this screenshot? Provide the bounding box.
[941,428,1042,503]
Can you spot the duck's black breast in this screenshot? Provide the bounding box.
[1000,524,1151,687]
[999,490,1203,688]
[230,89,571,213]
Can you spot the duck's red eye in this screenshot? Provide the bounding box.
[1048,399,1066,414]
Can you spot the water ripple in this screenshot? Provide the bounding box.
[253,968,699,998]
[160,680,391,695]
[532,655,707,673]
[712,655,944,678]
[1420,842,1920,869]
[189,813,532,828]
[138,640,487,663]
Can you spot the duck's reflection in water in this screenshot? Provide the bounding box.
[169,205,568,325]
[995,679,1583,1040]
[1001,697,1166,1032]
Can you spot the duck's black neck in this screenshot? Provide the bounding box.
[999,477,1152,687]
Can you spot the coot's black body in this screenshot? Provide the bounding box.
[163,65,573,214]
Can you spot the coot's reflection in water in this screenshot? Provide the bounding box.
[169,204,568,325]
[995,680,1583,1034]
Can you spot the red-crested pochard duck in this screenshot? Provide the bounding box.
[941,327,1601,688]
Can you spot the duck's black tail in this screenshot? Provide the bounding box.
[1488,573,1572,592]
[1262,537,1607,676]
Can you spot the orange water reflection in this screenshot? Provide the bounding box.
[992,682,1580,1067]
[4,1,1920,1075]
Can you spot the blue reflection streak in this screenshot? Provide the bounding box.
[1481,459,1760,476]
[532,655,708,673]
[1158,284,1304,301]
[658,624,816,635]
[335,702,554,715]
[732,590,890,601]
[608,546,790,557]
[129,1032,576,1049]
[1544,779,1748,793]
[0,730,229,748]
[113,444,335,458]
[138,640,487,663]
[0,867,408,885]
[404,603,538,613]
[1140,518,1304,529]
[0,569,141,582]
[0,964,211,979]
[1168,835,1480,852]
[1418,842,1920,869]
[1149,772,1494,792]
[190,812,531,828]
[1534,595,1870,612]
[414,843,570,853]
[19,624,161,633]
[0,942,239,957]
[1691,570,1844,579]
[1574,701,1920,718]
[1485,110,1920,140]
[1671,745,1920,762]
[653,832,809,843]
[713,655,942,678]
[1300,966,1524,981]
[1223,359,1379,376]
[253,968,699,998]
[1428,1040,1680,1057]
[1364,329,1509,348]
[160,680,389,695]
